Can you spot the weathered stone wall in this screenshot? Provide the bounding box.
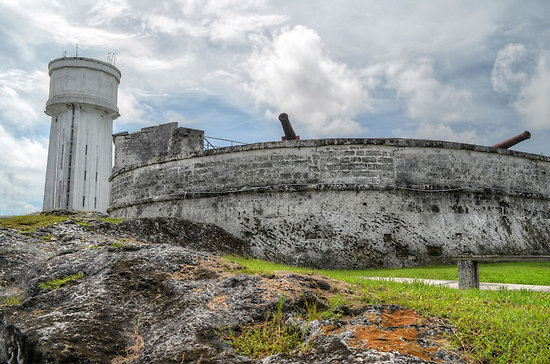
[113,122,204,171]
[109,138,550,268]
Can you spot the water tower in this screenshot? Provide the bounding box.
[43,57,121,213]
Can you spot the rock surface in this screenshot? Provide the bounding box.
[1,217,465,363]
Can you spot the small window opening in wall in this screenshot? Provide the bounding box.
[85,145,88,155]
[55,117,58,123]
[82,196,86,207]
[95,172,98,182]
[84,170,86,181]
[94,197,97,208]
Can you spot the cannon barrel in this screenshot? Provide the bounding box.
[279,113,298,141]
[492,131,531,149]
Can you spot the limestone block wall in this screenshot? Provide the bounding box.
[113,123,204,171]
[109,138,550,268]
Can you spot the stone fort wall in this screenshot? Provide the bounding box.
[109,123,550,268]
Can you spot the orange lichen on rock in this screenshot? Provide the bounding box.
[349,325,438,361]
[317,307,450,362]
[320,324,346,336]
[380,308,421,327]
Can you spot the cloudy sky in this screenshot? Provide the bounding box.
[1,0,550,215]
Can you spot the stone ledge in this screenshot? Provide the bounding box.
[110,138,550,178]
[107,182,550,214]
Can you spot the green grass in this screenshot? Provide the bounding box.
[0,214,70,233]
[0,213,124,233]
[222,295,304,358]
[74,219,92,227]
[110,242,127,248]
[39,272,84,291]
[347,262,550,286]
[99,216,125,224]
[226,256,550,363]
[1,295,23,306]
[225,257,550,286]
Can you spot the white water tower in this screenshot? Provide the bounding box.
[43,57,121,213]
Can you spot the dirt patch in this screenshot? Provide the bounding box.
[207,295,229,311]
[168,257,241,281]
[257,272,353,303]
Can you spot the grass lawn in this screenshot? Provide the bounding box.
[325,262,550,286]
[226,256,550,363]
[224,258,550,286]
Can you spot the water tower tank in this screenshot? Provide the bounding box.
[43,57,121,213]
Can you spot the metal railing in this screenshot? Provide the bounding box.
[204,136,247,150]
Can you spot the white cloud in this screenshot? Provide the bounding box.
[144,0,285,42]
[87,0,131,26]
[492,45,550,131]
[0,125,47,215]
[246,25,367,137]
[116,89,155,125]
[514,54,550,130]
[395,122,479,144]
[290,1,501,63]
[491,43,529,94]
[163,110,196,127]
[395,59,472,124]
[0,69,49,131]
[362,57,473,125]
[7,4,131,47]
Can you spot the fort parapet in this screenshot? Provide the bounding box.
[109,123,550,268]
[113,122,204,172]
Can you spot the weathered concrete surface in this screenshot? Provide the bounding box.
[109,139,550,269]
[457,261,480,289]
[0,217,464,363]
[44,57,121,213]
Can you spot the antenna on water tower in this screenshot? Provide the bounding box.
[107,52,117,66]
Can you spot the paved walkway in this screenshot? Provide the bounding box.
[362,277,550,292]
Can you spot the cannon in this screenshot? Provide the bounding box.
[279,113,299,141]
[492,131,531,149]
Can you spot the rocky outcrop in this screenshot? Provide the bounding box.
[0,217,464,363]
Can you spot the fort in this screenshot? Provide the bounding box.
[108,122,550,268]
[42,57,550,269]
